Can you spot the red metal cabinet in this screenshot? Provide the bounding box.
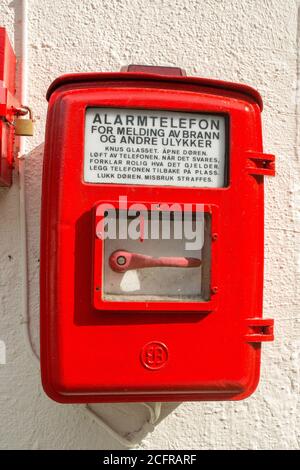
[0,27,19,187]
[41,67,274,403]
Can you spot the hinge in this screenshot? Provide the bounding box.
[120,64,186,76]
[246,151,275,177]
[245,318,274,343]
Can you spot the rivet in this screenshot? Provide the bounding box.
[117,256,126,266]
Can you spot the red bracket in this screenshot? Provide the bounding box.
[0,27,20,187]
[246,151,275,177]
[245,318,274,343]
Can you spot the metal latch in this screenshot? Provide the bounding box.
[109,250,201,273]
[246,151,275,176]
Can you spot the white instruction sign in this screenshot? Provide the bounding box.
[84,108,226,187]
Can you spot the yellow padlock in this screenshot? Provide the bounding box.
[15,106,34,136]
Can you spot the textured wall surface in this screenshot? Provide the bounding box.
[0,0,299,449]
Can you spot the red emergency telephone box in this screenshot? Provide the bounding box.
[41,65,275,403]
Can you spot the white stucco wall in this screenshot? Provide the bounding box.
[0,0,299,449]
